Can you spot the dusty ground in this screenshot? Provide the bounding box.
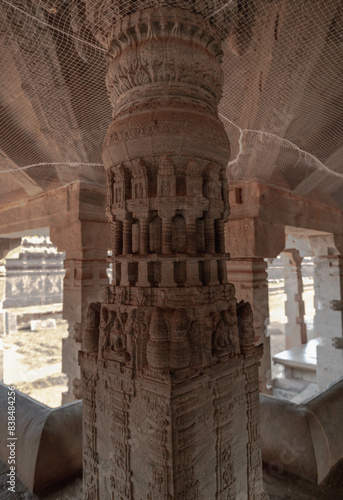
[2,309,68,408]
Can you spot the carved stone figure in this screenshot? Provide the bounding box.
[83,302,101,352]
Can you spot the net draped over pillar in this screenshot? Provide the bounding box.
[79,5,267,499]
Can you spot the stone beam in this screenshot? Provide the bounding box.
[229,181,343,237]
[0,183,107,237]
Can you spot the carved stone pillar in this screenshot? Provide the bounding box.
[139,219,149,255]
[227,258,271,394]
[0,256,6,337]
[186,218,197,254]
[205,216,216,253]
[0,238,21,382]
[161,218,172,255]
[0,252,6,382]
[111,220,122,256]
[61,253,109,403]
[50,220,109,404]
[281,249,307,349]
[313,254,343,390]
[79,6,267,499]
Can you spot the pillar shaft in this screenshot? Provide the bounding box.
[0,254,6,382]
[281,249,307,349]
[79,6,267,499]
[139,220,149,255]
[313,254,343,389]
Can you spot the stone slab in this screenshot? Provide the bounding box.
[273,338,319,371]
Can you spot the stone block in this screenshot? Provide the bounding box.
[0,311,17,335]
[30,318,56,330]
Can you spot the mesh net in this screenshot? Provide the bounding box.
[0,0,343,210]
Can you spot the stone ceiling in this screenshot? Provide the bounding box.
[0,0,343,210]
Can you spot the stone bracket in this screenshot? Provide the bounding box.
[330,300,343,311]
[332,337,343,350]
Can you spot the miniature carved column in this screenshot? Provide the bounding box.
[79,5,267,499]
[313,253,343,390]
[161,218,172,255]
[111,220,122,255]
[281,249,307,349]
[139,219,149,255]
[227,258,271,393]
[122,220,132,255]
[186,218,197,254]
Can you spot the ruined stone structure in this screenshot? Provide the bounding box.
[79,6,266,499]
[1,236,65,310]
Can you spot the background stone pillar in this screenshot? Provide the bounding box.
[281,249,307,349]
[227,257,271,393]
[313,254,343,389]
[50,220,109,403]
[0,238,21,383]
[0,247,7,383]
[61,254,109,403]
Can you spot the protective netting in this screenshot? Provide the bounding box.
[0,0,343,209]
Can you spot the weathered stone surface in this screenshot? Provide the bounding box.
[79,5,267,499]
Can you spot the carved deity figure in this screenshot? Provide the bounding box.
[211,312,229,351]
[237,300,255,348]
[83,302,101,352]
[124,309,137,366]
[110,316,126,353]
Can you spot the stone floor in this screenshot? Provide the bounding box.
[264,466,343,500]
[1,459,343,499]
[0,460,82,500]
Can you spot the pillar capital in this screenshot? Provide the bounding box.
[84,1,232,48]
